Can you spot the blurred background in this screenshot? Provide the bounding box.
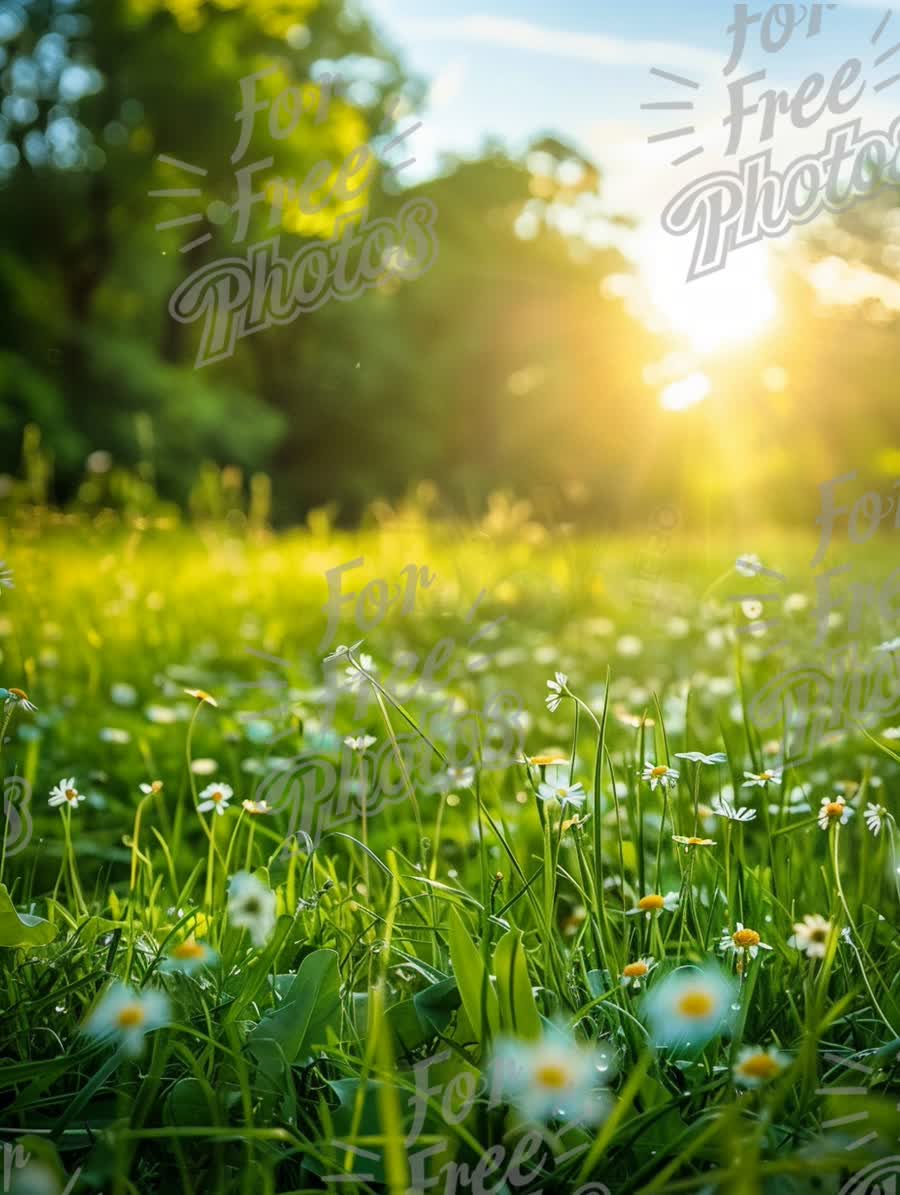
[1,0,899,528]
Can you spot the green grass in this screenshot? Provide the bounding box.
[0,508,898,1195]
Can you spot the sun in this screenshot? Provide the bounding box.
[642,235,777,354]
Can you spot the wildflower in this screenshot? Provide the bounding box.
[2,687,37,712]
[197,782,233,816]
[643,965,737,1047]
[675,751,728,766]
[817,795,853,830]
[161,938,217,975]
[718,923,772,960]
[140,780,164,796]
[489,1029,613,1124]
[0,562,12,591]
[323,640,363,663]
[788,914,833,959]
[873,636,900,654]
[537,781,587,809]
[671,835,717,852]
[83,983,170,1057]
[184,688,218,708]
[640,762,679,791]
[621,957,655,991]
[435,765,476,791]
[742,769,782,788]
[100,727,131,744]
[344,734,376,752]
[344,652,376,689]
[49,777,85,809]
[545,672,568,713]
[864,803,890,836]
[228,871,277,947]
[711,797,757,823]
[733,1046,788,1088]
[242,799,272,815]
[524,752,568,767]
[735,554,764,576]
[626,891,679,920]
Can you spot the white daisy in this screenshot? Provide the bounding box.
[643,966,737,1047]
[742,769,782,788]
[640,762,679,791]
[873,636,900,654]
[817,795,853,830]
[671,835,716,852]
[626,892,680,920]
[140,780,164,796]
[3,687,37,712]
[184,688,218,708]
[435,765,476,791]
[863,803,890,836]
[227,871,277,948]
[197,782,233,815]
[675,751,728,766]
[161,938,217,974]
[344,734,376,752]
[344,652,376,690]
[489,1029,613,1124]
[49,777,85,809]
[718,922,772,960]
[620,957,656,991]
[537,781,587,809]
[788,914,833,959]
[733,1046,789,1088]
[711,797,757,823]
[83,983,170,1057]
[545,672,568,713]
[242,799,272,815]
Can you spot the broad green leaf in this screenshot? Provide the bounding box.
[248,948,341,1070]
[493,929,540,1040]
[0,884,57,948]
[447,908,499,1046]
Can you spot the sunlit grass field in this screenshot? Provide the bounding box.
[1,501,898,1195]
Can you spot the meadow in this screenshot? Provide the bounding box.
[0,495,898,1195]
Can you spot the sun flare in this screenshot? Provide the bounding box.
[644,238,777,355]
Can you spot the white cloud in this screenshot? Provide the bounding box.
[428,58,468,109]
[405,15,720,76]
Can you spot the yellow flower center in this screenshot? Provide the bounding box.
[9,688,28,700]
[211,791,224,803]
[638,894,666,912]
[760,771,773,780]
[115,1005,145,1029]
[824,802,844,818]
[172,941,205,961]
[684,837,707,846]
[623,961,649,978]
[65,789,78,802]
[531,754,565,766]
[676,990,715,1018]
[809,927,828,943]
[651,766,668,778]
[534,1063,570,1090]
[738,1053,781,1080]
[733,929,761,948]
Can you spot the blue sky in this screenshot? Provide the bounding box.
[368,0,900,200]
